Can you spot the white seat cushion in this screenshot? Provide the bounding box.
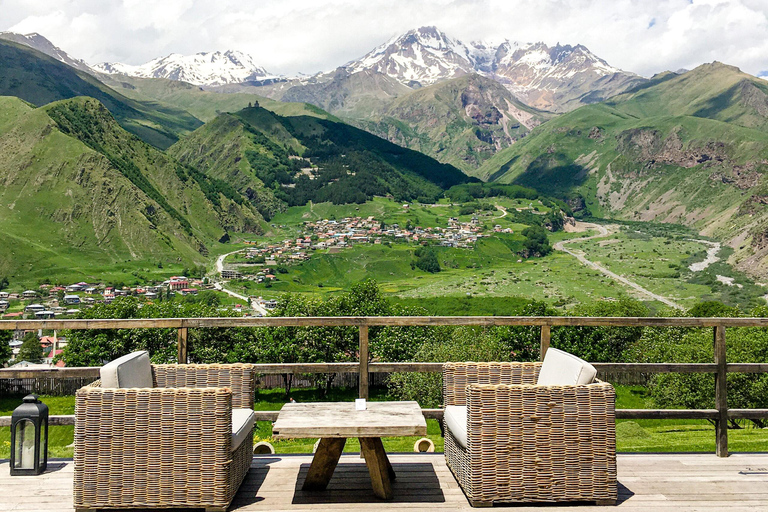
[444,405,467,449]
[232,408,256,451]
[100,350,153,388]
[537,347,597,386]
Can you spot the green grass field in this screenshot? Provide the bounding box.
[220,198,766,311]
[3,385,767,458]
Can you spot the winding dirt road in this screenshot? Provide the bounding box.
[553,223,684,310]
[214,250,269,316]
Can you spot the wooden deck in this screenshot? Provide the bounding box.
[2,453,768,511]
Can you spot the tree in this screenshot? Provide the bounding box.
[627,301,768,428]
[414,246,441,273]
[17,332,43,363]
[520,225,551,257]
[553,297,650,362]
[0,330,12,367]
[59,297,252,366]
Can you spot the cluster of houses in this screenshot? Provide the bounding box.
[1,276,206,319]
[221,215,514,281]
[304,215,499,249]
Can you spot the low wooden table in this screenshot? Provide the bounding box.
[272,401,427,500]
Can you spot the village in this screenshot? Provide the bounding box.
[0,276,211,366]
[222,213,515,280]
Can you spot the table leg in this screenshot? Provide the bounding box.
[302,437,346,491]
[359,437,393,500]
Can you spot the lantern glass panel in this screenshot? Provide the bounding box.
[13,419,35,470]
[39,422,47,466]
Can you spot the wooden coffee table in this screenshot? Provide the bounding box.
[272,401,427,499]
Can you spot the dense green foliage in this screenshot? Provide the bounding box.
[413,246,441,273]
[390,296,537,316]
[520,225,552,257]
[237,106,473,205]
[387,326,532,407]
[627,302,768,427]
[243,280,431,395]
[0,330,13,366]
[553,297,650,362]
[59,298,250,366]
[17,332,43,363]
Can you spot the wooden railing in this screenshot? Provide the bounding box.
[3,315,768,457]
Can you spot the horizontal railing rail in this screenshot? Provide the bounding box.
[2,315,768,456]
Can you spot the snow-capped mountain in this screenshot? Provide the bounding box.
[342,27,641,111]
[0,32,93,73]
[94,50,274,86]
[345,26,479,86]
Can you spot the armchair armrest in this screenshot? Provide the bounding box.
[443,361,541,406]
[153,363,256,408]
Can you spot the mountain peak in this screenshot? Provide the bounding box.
[341,27,635,110]
[93,50,275,86]
[0,31,93,73]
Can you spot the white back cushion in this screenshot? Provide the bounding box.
[537,347,597,386]
[100,350,154,388]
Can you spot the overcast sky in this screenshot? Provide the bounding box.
[2,0,767,78]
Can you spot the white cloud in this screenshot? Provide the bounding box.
[1,0,767,77]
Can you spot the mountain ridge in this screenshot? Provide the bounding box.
[94,50,276,86]
[478,62,768,276]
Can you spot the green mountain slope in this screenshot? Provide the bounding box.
[95,73,336,123]
[0,39,202,149]
[480,63,768,276]
[169,104,475,208]
[108,70,555,174]
[605,62,768,130]
[0,96,262,283]
[354,74,555,173]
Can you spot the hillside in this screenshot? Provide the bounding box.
[208,72,556,172]
[94,73,336,122]
[354,74,555,172]
[169,104,474,208]
[0,96,262,284]
[480,63,768,277]
[0,39,202,149]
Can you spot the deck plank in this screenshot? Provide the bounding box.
[2,453,768,511]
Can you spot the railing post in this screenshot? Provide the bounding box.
[359,325,369,399]
[540,325,551,361]
[714,325,728,457]
[177,327,188,364]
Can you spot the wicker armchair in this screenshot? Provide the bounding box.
[74,354,257,512]
[443,359,617,507]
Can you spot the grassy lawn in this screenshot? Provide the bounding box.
[615,385,768,452]
[3,385,767,458]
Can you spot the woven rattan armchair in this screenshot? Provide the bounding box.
[443,359,617,507]
[74,357,257,512]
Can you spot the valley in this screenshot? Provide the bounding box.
[214,197,764,313]
[1,26,768,317]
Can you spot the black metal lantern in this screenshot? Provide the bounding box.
[10,394,48,475]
